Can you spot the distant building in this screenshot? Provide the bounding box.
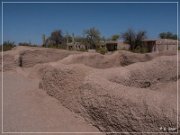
[67,42,86,50]
[44,37,66,48]
[105,39,178,52]
[105,41,130,51]
[142,39,178,52]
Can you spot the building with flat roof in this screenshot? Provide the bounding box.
[142,39,178,52]
[105,41,130,51]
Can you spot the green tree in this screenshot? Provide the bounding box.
[159,32,177,39]
[111,34,120,41]
[122,28,147,51]
[135,31,147,49]
[83,27,101,49]
[50,30,64,46]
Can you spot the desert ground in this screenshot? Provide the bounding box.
[0,46,179,135]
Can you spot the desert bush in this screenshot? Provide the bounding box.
[43,30,67,48]
[133,46,149,53]
[83,27,101,49]
[79,48,86,52]
[0,41,16,51]
[96,47,107,55]
[111,34,120,41]
[19,42,31,46]
[159,32,177,40]
[31,45,39,47]
[47,44,55,48]
[122,28,147,51]
[57,44,67,49]
[19,42,38,47]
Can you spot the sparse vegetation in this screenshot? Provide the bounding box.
[0,41,16,51]
[159,32,178,40]
[111,34,120,41]
[122,28,147,52]
[79,48,86,52]
[47,44,67,49]
[96,46,107,55]
[83,27,101,49]
[43,30,66,48]
[4,28,178,55]
[19,42,38,47]
[133,46,149,53]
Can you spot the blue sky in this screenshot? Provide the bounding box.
[1,0,178,45]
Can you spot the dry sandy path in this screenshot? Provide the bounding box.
[0,71,103,135]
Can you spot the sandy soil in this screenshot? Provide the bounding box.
[0,46,179,135]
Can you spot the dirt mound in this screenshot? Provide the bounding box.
[2,46,179,133]
[60,51,147,68]
[0,54,19,71]
[37,63,94,113]
[3,72,103,133]
[1,46,176,71]
[60,50,177,68]
[80,76,178,132]
[19,49,79,68]
[1,46,80,71]
[38,54,179,133]
[60,52,108,68]
[79,55,179,132]
[101,55,179,89]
